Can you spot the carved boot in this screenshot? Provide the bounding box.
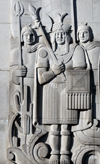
[49,155,59,164]
[60,155,70,164]
[60,125,71,164]
[49,125,60,164]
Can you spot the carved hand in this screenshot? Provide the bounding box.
[51,62,65,75]
[34,20,40,28]
[14,66,27,77]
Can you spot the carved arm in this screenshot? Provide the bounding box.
[11,66,27,85]
[38,68,55,84]
[38,62,65,85]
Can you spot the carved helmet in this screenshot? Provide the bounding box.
[52,13,71,33]
[77,23,91,41]
[51,13,71,52]
[21,24,36,42]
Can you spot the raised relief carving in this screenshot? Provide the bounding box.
[8,1,100,164]
[72,24,100,164]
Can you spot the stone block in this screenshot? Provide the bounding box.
[0,119,8,164]
[0,0,10,23]
[0,24,10,70]
[42,0,51,7]
[92,23,100,40]
[77,0,92,23]
[0,71,9,120]
[93,0,100,4]
[42,4,51,15]
[93,4,100,22]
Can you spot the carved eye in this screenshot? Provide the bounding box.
[84,31,89,35]
[57,33,59,36]
[25,34,28,37]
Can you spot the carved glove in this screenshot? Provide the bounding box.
[14,66,27,77]
[51,62,65,75]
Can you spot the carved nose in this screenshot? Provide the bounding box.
[59,33,61,38]
[59,33,62,38]
[81,33,84,37]
[28,35,31,40]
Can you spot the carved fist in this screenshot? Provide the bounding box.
[34,20,40,28]
[14,66,27,77]
[51,62,65,75]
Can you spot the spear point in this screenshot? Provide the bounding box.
[13,1,24,17]
[29,4,37,21]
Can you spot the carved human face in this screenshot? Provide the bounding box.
[56,30,65,45]
[79,30,90,43]
[23,31,35,45]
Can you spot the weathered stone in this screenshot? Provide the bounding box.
[0,0,99,164]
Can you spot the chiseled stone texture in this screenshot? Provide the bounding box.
[0,0,10,23]
[1,0,100,163]
[0,0,10,163]
[77,0,100,41]
[42,0,72,23]
[0,71,9,164]
[0,24,10,70]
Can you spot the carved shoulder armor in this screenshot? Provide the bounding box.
[73,45,86,69]
[37,45,49,68]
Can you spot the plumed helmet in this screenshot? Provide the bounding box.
[52,13,71,32]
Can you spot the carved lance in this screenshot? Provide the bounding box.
[13,2,24,101]
[13,2,29,145]
[71,0,76,43]
[29,5,55,61]
[29,5,66,79]
[29,5,66,124]
[98,55,100,106]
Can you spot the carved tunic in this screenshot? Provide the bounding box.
[37,45,87,125]
[10,44,38,102]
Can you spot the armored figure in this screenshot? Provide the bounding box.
[77,24,100,120]
[8,2,100,164]
[36,17,89,164]
[10,25,39,103]
[10,25,39,146]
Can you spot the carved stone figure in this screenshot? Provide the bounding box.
[9,24,39,151]
[77,24,100,120]
[36,15,90,164]
[8,1,100,164]
[10,25,38,101]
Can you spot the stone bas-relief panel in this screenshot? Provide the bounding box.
[7,0,100,164]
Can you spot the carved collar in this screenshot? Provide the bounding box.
[22,43,39,53]
[81,41,100,51]
[54,44,76,64]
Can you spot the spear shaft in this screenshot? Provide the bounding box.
[18,15,24,101]
[14,1,24,101]
[36,21,66,80]
[71,0,76,43]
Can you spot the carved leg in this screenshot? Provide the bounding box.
[60,125,72,164]
[49,125,60,164]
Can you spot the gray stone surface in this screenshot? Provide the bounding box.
[0,24,10,70]
[0,0,100,164]
[0,0,10,23]
[0,0,10,163]
[0,119,8,164]
[0,71,9,163]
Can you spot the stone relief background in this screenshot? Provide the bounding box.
[0,0,10,163]
[0,0,100,164]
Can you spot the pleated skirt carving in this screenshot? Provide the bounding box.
[42,82,78,125]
